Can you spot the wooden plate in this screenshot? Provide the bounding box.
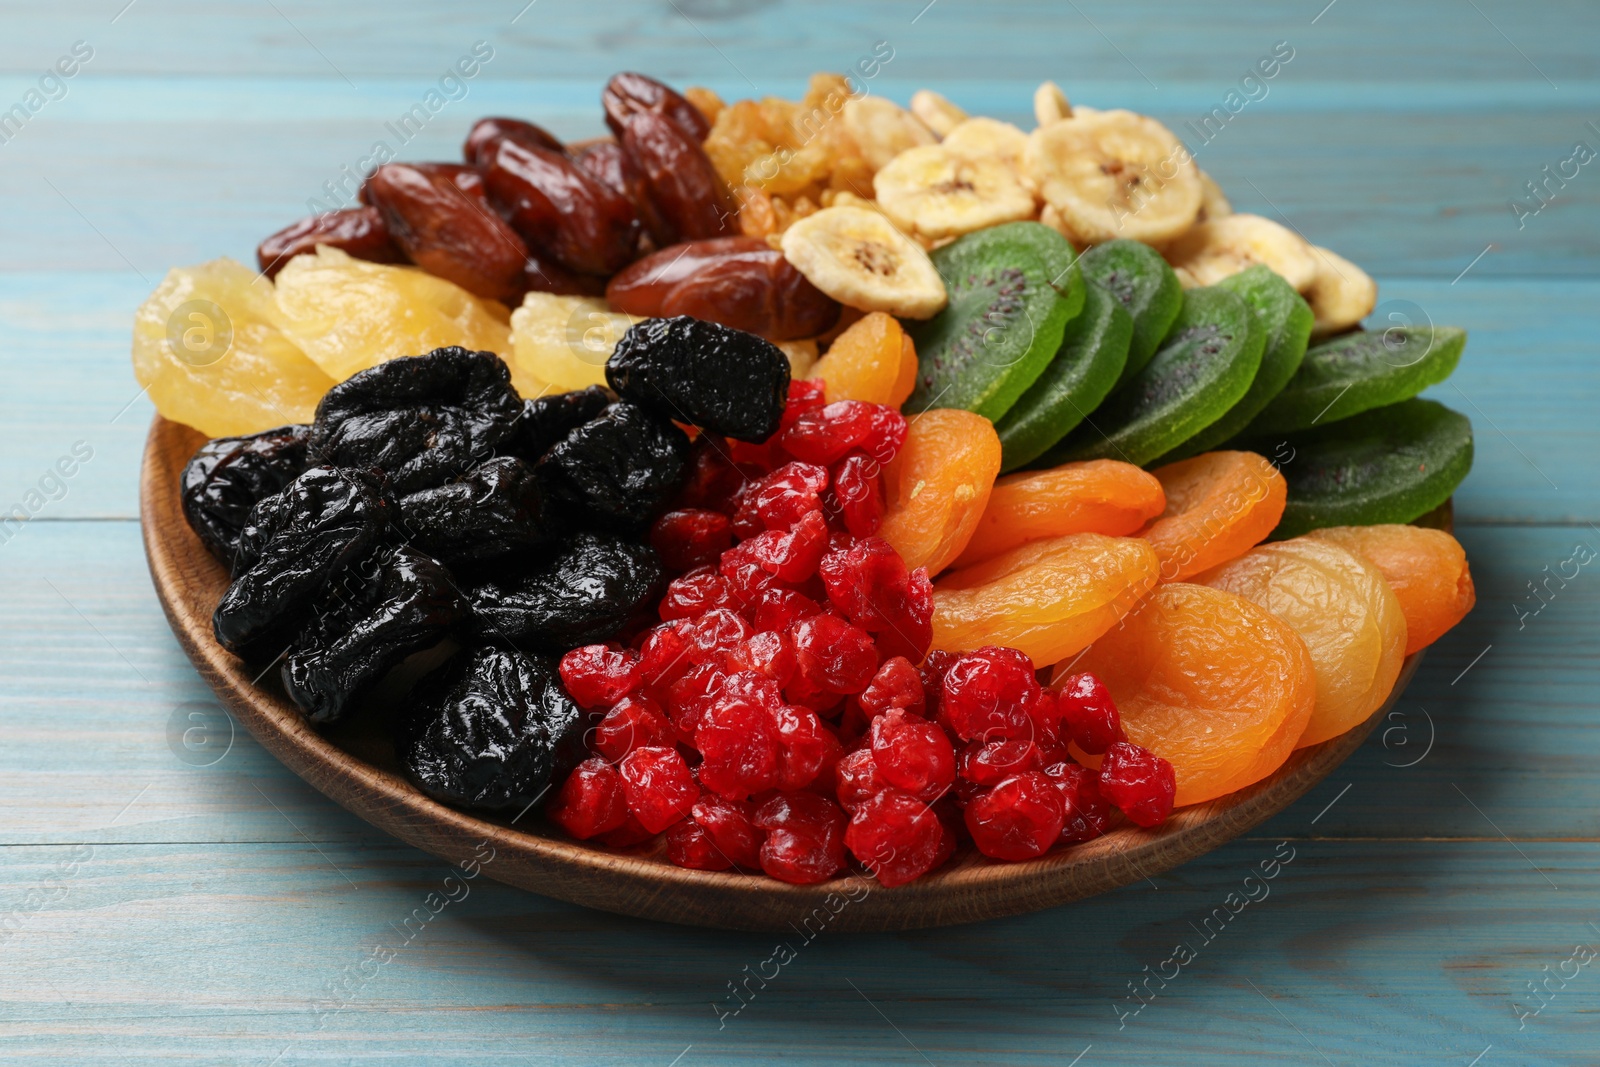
[142,415,1429,932]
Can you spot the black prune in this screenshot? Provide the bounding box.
[505,384,614,464]
[181,424,311,563]
[400,645,584,812]
[395,456,549,567]
[213,466,389,654]
[281,546,464,723]
[536,401,689,531]
[606,316,790,442]
[465,531,663,650]
[310,347,524,495]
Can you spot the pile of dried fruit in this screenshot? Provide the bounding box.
[154,69,1481,890]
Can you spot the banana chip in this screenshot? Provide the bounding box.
[874,144,1037,240]
[1163,213,1319,291]
[909,89,968,138]
[842,96,937,171]
[1305,245,1378,335]
[780,205,948,319]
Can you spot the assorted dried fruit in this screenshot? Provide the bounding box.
[159,69,1482,892]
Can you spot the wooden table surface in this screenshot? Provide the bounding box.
[3,1,1597,1063]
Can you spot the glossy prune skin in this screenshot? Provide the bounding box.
[364,162,529,303]
[401,645,584,812]
[535,401,690,531]
[506,385,614,463]
[621,111,735,244]
[463,116,564,167]
[603,72,712,143]
[213,466,389,654]
[311,347,524,495]
[607,316,790,442]
[181,424,312,563]
[396,456,549,566]
[575,140,671,250]
[607,237,841,341]
[483,139,641,277]
[282,545,464,723]
[465,531,664,650]
[257,207,402,279]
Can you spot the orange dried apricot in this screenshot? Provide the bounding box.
[1196,537,1406,748]
[954,460,1166,568]
[807,312,908,405]
[934,533,1159,666]
[893,332,919,408]
[879,409,1002,575]
[1305,524,1475,655]
[1063,583,1316,807]
[1140,450,1286,581]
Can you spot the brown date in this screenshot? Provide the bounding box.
[524,250,606,297]
[603,72,711,143]
[364,162,529,304]
[257,206,403,279]
[574,140,670,250]
[463,117,565,168]
[620,111,736,245]
[606,236,840,341]
[482,139,641,277]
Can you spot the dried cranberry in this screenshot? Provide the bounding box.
[816,538,932,663]
[829,452,885,538]
[845,791,949,887]
[664,660,728,742]
[692,794,764,868]
[637,623,692,687]
[918,650,959,721]
[697,690,782,799]
[940,647,1041,743]
[618,746,699,833]
[658,566,741,621]
[773,704,839,790]
[959,738,1043,788]
[781,401,908,467]
[547,757,631,840]
[591,695,674,763]
[722,629,796,687]
[666,819,732,870]
[732,461,829,537]
[869,709,956,802]
[858,656,926,718]
[834,748,888,812]
[651,509,733,572]
[753,791,846,884]
[557,644,642,708]
[750,587,823,634]
[1043,761,1114,843]
[792,613,879,695]
[1056,672,1125,755]
[964,772,1066,861]
[678,608,752,665]
[1098,742,1176,829]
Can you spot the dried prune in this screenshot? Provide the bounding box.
[364,162,529,303]
[401,645,583,811]
[181,424,311,563]
[214,466,389,653]
[575,141,671,249]
[310,347,523,495]
[607,316,790,442]
[463,116,564,167]
[257,207,402,279]
[606,237,840,341]
[507,384,614,463]
[483,139,641,277]
[603,72,712,143]
[282,546,464,723]
[395,456,550,566]
[621,111,736,244]
[536,401,690,531]
[465,531,664,649]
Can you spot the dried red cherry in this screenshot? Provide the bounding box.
[964,772,1066,861]
[1097,741,1176,829]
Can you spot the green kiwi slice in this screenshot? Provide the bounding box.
[994,283,1132,471]
[1037,286,1264,469]
[1155,265,1313,463]
[908,222,1085,421]
[1261,397,1473,538]
[1078,238,1183,390]
[1244,325,1466,436]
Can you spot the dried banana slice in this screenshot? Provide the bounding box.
[842,96,937,171]
[874,144,1037,240]
[940,117,1031,176]
[780,205,947,319]
[1197,170,1233,222]
[1163,213,1320,292]
[1033,81,1072,127]
[909,89,968,138]
[1305,245,1378,336]
[1023,109,1202,245]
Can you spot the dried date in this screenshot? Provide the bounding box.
[603,72,711,143]
[574,140,671,249]
[523,250,607,297]
[607,316,790,442]
[483,139,641,277]
[620,111,735,244]
[364,162,529,303]
[257,207,402,279]
[181,424,312,563]
[463,116,564,167]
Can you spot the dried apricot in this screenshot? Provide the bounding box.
[893,333,919,407]
[1305,524,1475,654]
[954,460,1166,568]
[806,312,908,405]
[1196,538,1406,747]
[1063,583,1316,807]
[1141,450,1286,581]
[879,409,1002,575]
[933,533,1159,667]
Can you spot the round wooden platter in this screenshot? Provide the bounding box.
[142,415,1427,932]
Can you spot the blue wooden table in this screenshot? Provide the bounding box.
[2,1,1597,1062]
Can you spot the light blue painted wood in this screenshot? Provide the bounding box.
[1,1,1597,1063]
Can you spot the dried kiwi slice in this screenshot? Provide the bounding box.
[1038,285,1263,468]
[1264,397,1473,538]
[1245,325,1466,436]
[994,283,1132,471]
[1155,265,1313,463]
[908,222,1084,421]
[1078,238,1183,390]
